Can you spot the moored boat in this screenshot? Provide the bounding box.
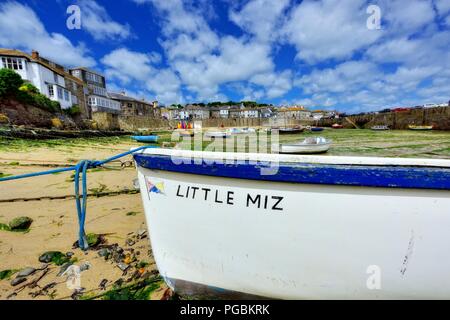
[228,127,257,135]
[278,137,331,154]
[408,125,433,131]
[178,130,195,137]
[371,125,390,131]
[204,131,231,138]
[331,123,344,129]
[278,127,305,134]
[133,148,450,299]
[310,127,324,132]
[131,135,159,143]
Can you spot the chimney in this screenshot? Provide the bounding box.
[31,50,39,60]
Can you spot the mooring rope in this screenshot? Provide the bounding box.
[0,145,157,249]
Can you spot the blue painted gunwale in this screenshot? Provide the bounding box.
[133,154,450,190]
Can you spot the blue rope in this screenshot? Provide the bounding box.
[0,145,157,250]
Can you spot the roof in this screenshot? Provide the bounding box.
[0,48,84,85]
[70,66,104,77]
[108,92,138,102]
[108,92,154,105]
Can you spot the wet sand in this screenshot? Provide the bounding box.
[0,140,169,300]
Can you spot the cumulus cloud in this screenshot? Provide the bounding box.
[77,0,132,41]
[0,1,95,67]
[282,0,382,63]
[101,48,183,105]
[229,0,290,42]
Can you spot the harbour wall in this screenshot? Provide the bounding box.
[91,106,450,131]
[320,106,450,130]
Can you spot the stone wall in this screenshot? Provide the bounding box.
[92,112,120,131]
[319,106,450,130]
[92,106,450,131]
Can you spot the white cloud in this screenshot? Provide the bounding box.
[434,0,450,16]
[380,0,435,36]
[251,70,293,98]
[229,0,290,42]
[101,48,183,105]
[282,0,382,63]
[0,1,95,67]
[102,48,154,82]
[296,61,379,94]
[77,0,132,41]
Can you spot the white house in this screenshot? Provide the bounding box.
[239,108,259,118]
[0,49,75,109]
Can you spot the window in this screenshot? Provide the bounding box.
[64,90,70,101]
[57,87,63,99]
[54,73,58,84]
[48,85,54,97]
[2,57,23,70]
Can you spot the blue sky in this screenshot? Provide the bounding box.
[0,0,449,112]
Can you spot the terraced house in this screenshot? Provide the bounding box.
[0,49,87,114]
[69,67,120,114]
[108,91,159,117]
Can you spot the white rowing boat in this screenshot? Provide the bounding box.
[133,148,450,299]
[278,137,331,154]
[204,131,231,138]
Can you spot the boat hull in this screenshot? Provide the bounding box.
[279,143,331,154]
[132,135,159,143]
[134,150,450,299]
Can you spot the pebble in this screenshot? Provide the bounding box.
[66,252,75,258]
[80,262,91,272]
[126,239,135,246]
[57,262,73,276]
[98,248,111,258]
[117,263,129,272]
[114,278,124,287]
[10,277,27,286]
[137,229,147,239]
[17,267,36,278]
[99,279,108,290]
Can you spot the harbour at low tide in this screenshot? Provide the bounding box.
[0,128,449,299]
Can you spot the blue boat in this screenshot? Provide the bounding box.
[311,127,324,132]
[131,135,159,143]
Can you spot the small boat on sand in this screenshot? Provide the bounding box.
[332,124,344,129]
[409,125,433,131]
[228,127,257,135]
[278,127,305,134]
[131,135,159,143]
[178,130,194,137]
[204,131,231,138]
[310,127,324,132]
[134,148,450,299]
[371,125,390,131]
[278,137,331,154]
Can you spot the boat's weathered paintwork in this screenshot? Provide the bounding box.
[134,149,450,299]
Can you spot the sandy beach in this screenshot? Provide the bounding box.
[0,138,170,300]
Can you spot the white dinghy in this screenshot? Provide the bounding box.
[278,137,331,154]
[133,148,450,299]
[204,131,231,138]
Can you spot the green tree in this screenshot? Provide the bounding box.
[0,68,23,97]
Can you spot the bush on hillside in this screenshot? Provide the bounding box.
[0,68,23,97]
[1,69,61,114]
[19,82,39,94]
[63,105,81,116]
